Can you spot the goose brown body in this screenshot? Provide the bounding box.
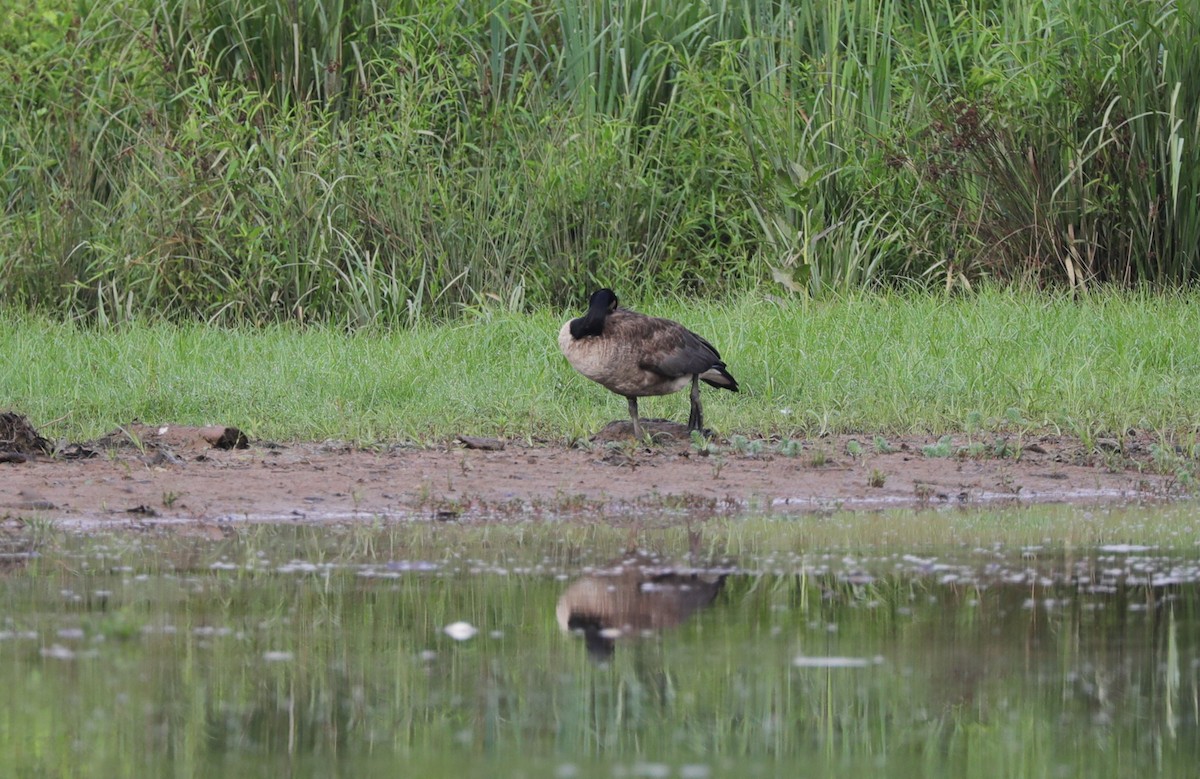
[558,289,738,438]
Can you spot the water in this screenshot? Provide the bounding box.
[2,504,1199,777]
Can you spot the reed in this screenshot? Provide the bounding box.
[2,0,1199,323]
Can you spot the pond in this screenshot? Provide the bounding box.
[2,503,1199,777]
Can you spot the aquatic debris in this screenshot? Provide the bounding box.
[444,621,479,641]
[1099,544,1154,553]
[792,655,883,668]
[40,644,77,660]
[386,560,440,572]
[263,651,294,662]
[0,630,37,641]
[276,561,330,574]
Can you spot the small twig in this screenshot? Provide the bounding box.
[38,412,73,429]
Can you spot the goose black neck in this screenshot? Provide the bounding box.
[570,289,618,339]
[570,308,607,338]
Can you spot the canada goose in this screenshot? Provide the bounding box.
[558,289,739,439]
[556,554,727,660]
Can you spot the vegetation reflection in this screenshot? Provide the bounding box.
[0,516,1198,777]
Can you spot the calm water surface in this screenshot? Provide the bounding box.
[2,503,1199,777]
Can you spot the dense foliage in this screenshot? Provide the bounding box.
[2,0,1199,324]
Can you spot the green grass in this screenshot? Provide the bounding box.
[4,288,1200,444]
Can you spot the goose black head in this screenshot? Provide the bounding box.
[569,288,619,339]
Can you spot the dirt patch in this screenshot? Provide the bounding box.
[0,421,1185,526]
[94,423,249,453]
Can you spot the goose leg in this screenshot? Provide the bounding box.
[627,396,644,440]
[687,375,704,432]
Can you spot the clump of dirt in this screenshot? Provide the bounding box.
[591,418,692,443]
[0,412,52,460]
[95,423,249,453]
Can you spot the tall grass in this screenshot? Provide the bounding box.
[2,0,1200,324]
[150,0,386,111]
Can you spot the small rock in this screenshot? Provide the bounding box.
[145,448,185,466]
[12,490,54,510]
[456,435,505,451]
[199,426,249,450]
[600,452,637,468]
[57,443,95,460]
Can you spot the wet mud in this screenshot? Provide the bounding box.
[0,417,1184,525]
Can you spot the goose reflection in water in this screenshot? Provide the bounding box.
[556,554,726,660]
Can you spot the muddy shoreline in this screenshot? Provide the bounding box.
[0,421,1181,527]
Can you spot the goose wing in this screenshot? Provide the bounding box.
[605,312,722,379]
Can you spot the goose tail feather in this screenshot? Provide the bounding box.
[700,364,739,392]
